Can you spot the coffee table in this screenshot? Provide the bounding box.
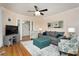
[33,37,51,49]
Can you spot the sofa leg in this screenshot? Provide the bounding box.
[59,51,62,55]
[68,53,77,56]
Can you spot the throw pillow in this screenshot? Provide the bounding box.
[43,31,47,35]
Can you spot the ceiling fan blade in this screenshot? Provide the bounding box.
[39,9,48,12]
[34,5,38,11]
[40,13,44,15]
[27,10,35,12]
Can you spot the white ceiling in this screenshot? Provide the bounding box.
[0,3,79,16]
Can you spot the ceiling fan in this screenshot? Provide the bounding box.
[27,5,48,16]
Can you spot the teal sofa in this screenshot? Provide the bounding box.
[33,37,51,49]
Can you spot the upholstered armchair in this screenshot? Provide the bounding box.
[58,35,79,55]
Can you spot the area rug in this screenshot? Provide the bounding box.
[21,40,67,56]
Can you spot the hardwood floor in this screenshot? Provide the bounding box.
[0,43,31,56]
[0,42,79,56]
[22,35,31,41]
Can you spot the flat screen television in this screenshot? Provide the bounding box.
[6,25,18,35]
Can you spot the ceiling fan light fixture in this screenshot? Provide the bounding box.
[35,11,40,16]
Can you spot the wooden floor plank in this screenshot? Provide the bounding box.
[0,43,31,56]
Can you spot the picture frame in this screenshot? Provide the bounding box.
[48,21,63,28]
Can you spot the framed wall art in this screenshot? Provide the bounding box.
[48,21,63,28]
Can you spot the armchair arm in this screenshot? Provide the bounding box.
[67,42,78,46]
[60,39,70,43]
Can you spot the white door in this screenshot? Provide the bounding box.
[22,21,30,36]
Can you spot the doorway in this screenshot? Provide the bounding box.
[22,21,30,41]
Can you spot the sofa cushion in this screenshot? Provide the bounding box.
[56,32,64,38]
[56,34,62,38]
[49,36,58,45]
[57,32,64,36]
[47,31,56,37]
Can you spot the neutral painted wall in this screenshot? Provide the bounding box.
[0,7,3,47]
[44,7,79,36]
[31,16,47,32]
[2,7,30,40]
[2,7,46,40]
[2,6,79,38]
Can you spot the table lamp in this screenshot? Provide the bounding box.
[39,28,42,33]
[68,27,76,38]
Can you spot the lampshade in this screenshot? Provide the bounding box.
[35,11,40,16]
[39,28,42,31]
[68,27,75,32]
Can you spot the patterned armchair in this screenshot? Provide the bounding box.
[58,35,79,55]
